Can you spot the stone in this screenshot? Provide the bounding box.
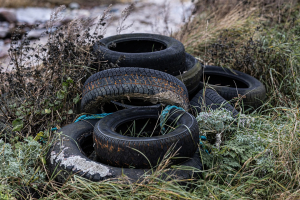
[0,22,10,39]
[0,42,10,58]
[0,10,17,23]
[69,2,80,10]
[27,29,45,39]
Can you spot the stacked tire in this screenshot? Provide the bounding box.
[47,33,266,183]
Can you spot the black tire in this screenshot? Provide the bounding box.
[199,65,266,109]
[190,88,239,117]
[93,107,199,168]
[110,100,162,109]
[107,54,203,109]
[175,53,203,98]
[92,33,186,76]
[81,67,190,113]
[47,120,202,183]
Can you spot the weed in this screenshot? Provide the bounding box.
[0,5,112,136]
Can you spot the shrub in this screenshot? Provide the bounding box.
[0,138,45,185]
[0,5,112,136]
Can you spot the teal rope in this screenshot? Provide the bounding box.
[74,113,112,122]
[200,135,209,154]
[51,113,112,131]
[160,105,184,134]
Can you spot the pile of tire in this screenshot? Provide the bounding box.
[47,33,266,183]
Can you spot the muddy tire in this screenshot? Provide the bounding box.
[93,107,199,168]
[200,65,266,109]
[93,33,186,76]
[81,67,190,113]
[47,119,202,183]
[175,53,203,98]
[190,88,239,117]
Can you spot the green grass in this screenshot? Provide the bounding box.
[1,0,300,199]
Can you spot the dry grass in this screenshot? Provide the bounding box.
[175,0,294,57]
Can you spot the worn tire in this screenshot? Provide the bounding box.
[199,65,266,109]
[176,53,203,98]
[108,53,202,109]
[110,100,162,109]
[47,120,202,183]
[81,67,190,113]
[190,88,239,117]
[93,33,186,76]
[93,107,199,168]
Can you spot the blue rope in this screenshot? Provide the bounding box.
[74,113,112,122]
[160,105,184,134]
[200,135,209,154]
[51,113,112,131]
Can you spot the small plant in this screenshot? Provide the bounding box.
[0,137,45,185]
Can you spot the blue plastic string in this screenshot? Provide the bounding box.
[160,105,184,134]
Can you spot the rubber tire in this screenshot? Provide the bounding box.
[190,88,239,117]
[199,65,266,109]
[93,33,186,76]
[93,107,199,168]
[47,120,202,183]
[175,53,203,98]
[81,67,190,113]
[110,100,162,109]
[108,53,203,109]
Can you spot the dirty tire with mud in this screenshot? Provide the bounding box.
[199,65,266,109]
[190,88,239,117]
[81,67,190,113]
[93,107,199,168]
[93,33,186,76]
[47,119,202,183]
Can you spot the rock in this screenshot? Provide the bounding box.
[110,8,119,13]
[69,2,80,10]
[0,10,17,23]
[0,41,10,58]
[0,28,9,38]
[27,29,46,39]
[0,22,10,39]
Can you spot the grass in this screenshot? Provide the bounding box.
[0,0,300,199]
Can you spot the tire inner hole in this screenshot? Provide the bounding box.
[201,73,248,88]
[115,117,178,137]
[79,133,94,157]
[109,40,166,53]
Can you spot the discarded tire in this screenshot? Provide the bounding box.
[190,88,239,117]
[81,67,190,113]
[175,53,203,98]
[110,100,162,109]
[93,33,186,76]
[200,65,266,109]
[93,107,199,168]
[47,119,202,183]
